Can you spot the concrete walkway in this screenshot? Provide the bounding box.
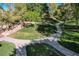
[0,22,79,56]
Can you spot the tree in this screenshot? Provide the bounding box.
[53,4,74,24]
[22,4,46,22]
[0,3,49,25]
[23,11,41,22]
[71,3,79,26]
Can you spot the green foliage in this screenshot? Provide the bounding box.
[71,3,79,26]
[23,11,41,22]
[22,4,46,21]
[37,24,56,36]
[52,3,79,26]
[0,3,47,25]
[26,43,64,56]
[9,26,45,40]
[59,40,79,53]
[26,4,45,13]
[59,29,79,53]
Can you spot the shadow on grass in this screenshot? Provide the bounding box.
[63,25,79,32]
[26,43,61,56]
[26,38,65,56]
[58,40,79,53]
[65,33,79,42]
[10,49,16,56]
[36,24,57,36]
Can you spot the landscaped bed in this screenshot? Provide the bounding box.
[58,30,79,53]
[26,43,64,56]
[0,41,16,56]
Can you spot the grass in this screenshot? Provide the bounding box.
[9,26,46,40]
[58,30,79,53]
[0,41,16,56]
[9,24,57,40]
[59,39,79,53]
[63,30,79,42]
[26,43,64,56]
[37,24,57,36]
[65,20,76,25]
[64,19,79,26]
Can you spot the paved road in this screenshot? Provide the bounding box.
[43,38,79,56]
[30,37,79,56]
[16,46,27,56]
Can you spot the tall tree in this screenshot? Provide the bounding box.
[22,4,46,22]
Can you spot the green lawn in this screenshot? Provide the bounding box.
[58,30,79,53]
[64,19,79,26]
[63,30,79,42]
[65,20,76,25]
[0,41,16,56]
[9,26,46,40]
[26,43,64,56]
[9,24,56,40]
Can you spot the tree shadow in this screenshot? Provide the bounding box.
[63,25,79,32]
[26,42,60,56]
[10,48,16,56]
[36,24,57,36]
[58,40,79,53]
[0,44,2,47]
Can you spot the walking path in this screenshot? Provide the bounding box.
[32,22,79,56]
[43,40,79,56]
[16,46,27,56]
[0,21,79,56]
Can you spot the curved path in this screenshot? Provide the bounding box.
[32,22,79,56]
[0,22,79,56]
